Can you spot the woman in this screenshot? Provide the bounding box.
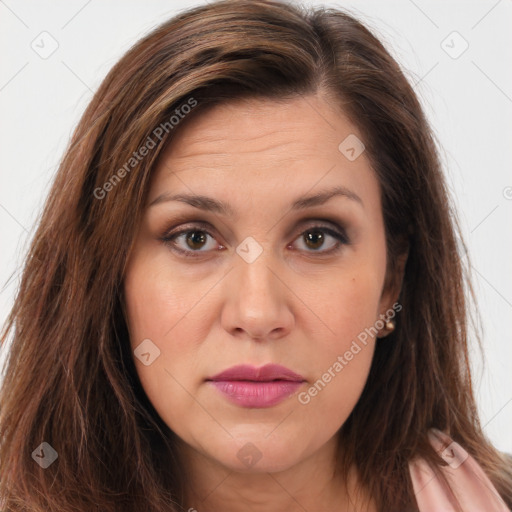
[1,0,511,510]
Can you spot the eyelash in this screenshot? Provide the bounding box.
[159,220,350,259]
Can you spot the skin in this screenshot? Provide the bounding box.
[123,93,404,512]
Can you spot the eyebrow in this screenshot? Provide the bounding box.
[148,185,363,215]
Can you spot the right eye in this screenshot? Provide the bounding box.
[160,223,224,258]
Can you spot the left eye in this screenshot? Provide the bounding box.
[293,227,347,253]
[161,224,348,258]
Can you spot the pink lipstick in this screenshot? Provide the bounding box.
[207,364,305,408]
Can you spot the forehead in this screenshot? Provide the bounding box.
[158,94,359,162]
[147,94,379,214]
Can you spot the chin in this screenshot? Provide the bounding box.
[207,434,311,474]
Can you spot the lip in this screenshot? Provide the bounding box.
[207,364,306,408]
[208,364,305,382]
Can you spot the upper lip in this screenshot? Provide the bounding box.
[207,364,305,382]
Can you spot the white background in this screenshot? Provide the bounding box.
[1,0,511,453]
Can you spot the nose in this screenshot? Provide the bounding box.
[221,248,295,342]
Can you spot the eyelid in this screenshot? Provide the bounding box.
[159,217,350,258]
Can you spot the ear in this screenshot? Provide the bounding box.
[377,246,408,329]
[118,285,128,322]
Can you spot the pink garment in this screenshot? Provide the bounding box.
[409,428,510,511]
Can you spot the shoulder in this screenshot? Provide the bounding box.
[408,428,510,512]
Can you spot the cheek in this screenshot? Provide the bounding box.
[296,262,384,420]
[123,251,214,431]
[123,247,212,347]
[315,259,384,349]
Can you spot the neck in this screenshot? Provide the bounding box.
[177,436,377,512]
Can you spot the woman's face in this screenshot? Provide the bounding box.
[123,94,399,474]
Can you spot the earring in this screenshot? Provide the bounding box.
[385,320,395,332]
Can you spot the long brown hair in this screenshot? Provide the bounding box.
[1,1,511,510]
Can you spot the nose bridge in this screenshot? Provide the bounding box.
[235,235,279,304]
[223,235,293,339]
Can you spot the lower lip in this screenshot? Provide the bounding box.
[209,380,304,408]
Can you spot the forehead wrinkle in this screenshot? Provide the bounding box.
[168,135,305,160]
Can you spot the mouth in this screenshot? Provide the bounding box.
[206,364,306,408]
